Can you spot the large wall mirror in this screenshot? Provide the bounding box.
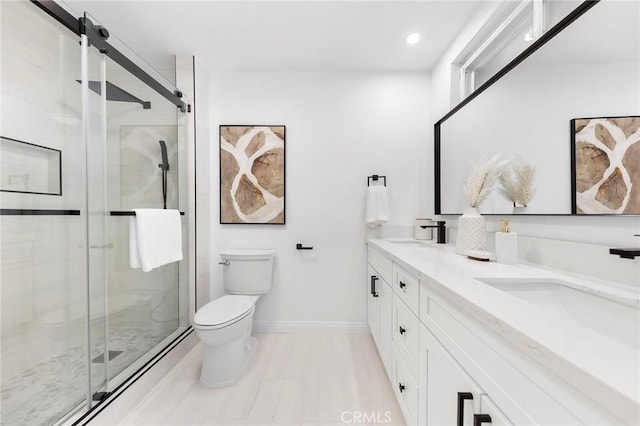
[435,0,639,215]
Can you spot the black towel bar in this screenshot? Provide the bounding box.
[0,209,80,216]
[367,175,387,187]
[110,211,185,216]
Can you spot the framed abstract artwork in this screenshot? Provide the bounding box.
[219,125,285,224]
[571,116,640,214]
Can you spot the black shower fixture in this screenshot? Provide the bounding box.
[158,140,169,209]
[76,80,151,109]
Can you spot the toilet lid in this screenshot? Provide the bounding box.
[194,295,256,327]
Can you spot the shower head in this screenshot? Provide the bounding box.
[158,140,169,209]
[77,80,151,109]
[158,140,169,171]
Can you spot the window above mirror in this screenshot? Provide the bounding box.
[452,0,583,107]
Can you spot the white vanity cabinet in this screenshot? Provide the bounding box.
[420,279,622,426]
[419,323,513,426]
[419,324,484,426]
[367,251,393,377]
[366,241,630,426]
[479,395,514,426]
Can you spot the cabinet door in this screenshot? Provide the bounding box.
[479,395,514,426]
[423,325,483,426]
[393,343,419,424]
[379,280,393,377]
[367,265,381,346]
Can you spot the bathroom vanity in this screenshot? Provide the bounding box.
[366,239,639,425]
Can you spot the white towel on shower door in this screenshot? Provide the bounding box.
[130,209,183,272]
[365,186,389,228]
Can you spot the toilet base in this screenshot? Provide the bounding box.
[199,335,258,388]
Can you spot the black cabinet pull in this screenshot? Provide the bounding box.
[398,382,405,393]
[399,326,406,335]
[370,276,379,298]
[474,414,492,426]
[399,281,406,289]
[457,392,473,426]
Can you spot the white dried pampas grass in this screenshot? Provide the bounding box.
[499,157,535,207]
[463,154,506,208]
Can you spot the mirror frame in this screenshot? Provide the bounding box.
[434,0,600,215]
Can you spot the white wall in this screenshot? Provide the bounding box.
[176,55,212,323]
[429,3,640,286]
[194,59,214,310]
[209,71,430,328]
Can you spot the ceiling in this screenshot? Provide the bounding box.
[64,1,485,77]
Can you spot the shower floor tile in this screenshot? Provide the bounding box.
[1,327,171,426]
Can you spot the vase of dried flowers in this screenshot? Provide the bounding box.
[456,206,487,254]
[499,157,535,214]
[456,154,505,255]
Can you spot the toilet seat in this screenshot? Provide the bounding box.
[194,295,257,330]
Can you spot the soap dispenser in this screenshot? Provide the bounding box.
[495,219,517,265]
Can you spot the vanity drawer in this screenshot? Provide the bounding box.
[393,342,418,424]
[393,263,419,315]
[368,246,392,284]
[393,294,419,378]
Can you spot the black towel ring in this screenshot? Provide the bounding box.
[367,174,387,187]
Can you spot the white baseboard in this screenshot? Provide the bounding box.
[253,320,370,334]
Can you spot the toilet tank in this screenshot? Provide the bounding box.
[221,249,275,295]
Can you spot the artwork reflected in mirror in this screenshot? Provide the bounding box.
[572,116,640,215]
[436,1,639,215]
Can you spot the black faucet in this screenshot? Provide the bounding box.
[419,221,447,244]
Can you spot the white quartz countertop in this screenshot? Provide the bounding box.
[367,238,640,423]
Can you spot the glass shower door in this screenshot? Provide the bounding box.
[84,12,189,391]
[1,4,189,424]
[81,27,109,405]
[0,2,93,424]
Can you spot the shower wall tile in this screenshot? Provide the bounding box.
[1,216,85,380]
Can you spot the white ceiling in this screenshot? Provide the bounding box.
[64,1,485,76]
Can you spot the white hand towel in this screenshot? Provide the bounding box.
[365,186,389,228]
[130,209,183,272]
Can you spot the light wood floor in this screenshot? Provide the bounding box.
[118,333,405,426]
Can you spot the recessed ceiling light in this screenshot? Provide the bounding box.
[406,33,421,45]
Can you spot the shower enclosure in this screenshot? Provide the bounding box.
[0,2,190,425]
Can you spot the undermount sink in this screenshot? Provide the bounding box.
[386,238,433,246]
[476,278,640,350]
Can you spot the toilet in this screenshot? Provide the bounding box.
[193,249,274,388]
